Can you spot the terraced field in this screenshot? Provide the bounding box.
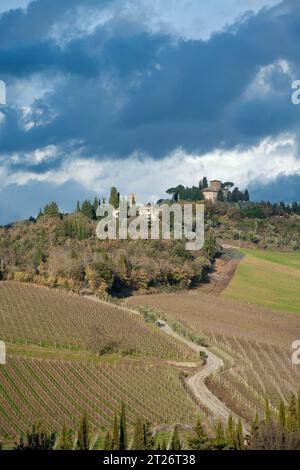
[0,355,197,440]
[0,282,195,360]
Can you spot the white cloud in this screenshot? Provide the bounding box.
[243,60,295,100]
[0,0,30,15]
[116,0,282,41]
[42,0,283,46]
[1,134,299,203]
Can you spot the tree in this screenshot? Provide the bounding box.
[225,415,236,449]
[76,200,81,212]
[43,201,59,218]
[92,197,100,220]
[202,177,208,189]
[217,189,224,202]
[265,397,272,425]
[279,400,286,429]
[132,417,145,450]
[251,413,260,435]
[244,189,250,202]
[14,422,56,450]
[203,230,217,258]
[77,412,90,450]
[213,420,226,450]
[143,421,154,450]
[56,422,74,450]
[287,393,297,432]
[297,388,300,430]
[250,422,300,450]
[170,425,181,450]
[112,413,119,450]
[188,415,208,450]
[104,432,113,450]
[222,182,234,190]
[119,403,127,450]
[81,200,93,219]
[109,187,119,209]
[235,419,244,450]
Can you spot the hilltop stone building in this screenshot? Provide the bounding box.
[203,180,228,203]
[203,180,221,203]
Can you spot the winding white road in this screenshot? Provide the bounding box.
[88,294,249,431]
[161,324,249,432]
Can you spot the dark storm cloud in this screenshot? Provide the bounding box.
[0,0,113,46]
[0,180,93,225]
[250,174,300,202]
[1,0,300,166]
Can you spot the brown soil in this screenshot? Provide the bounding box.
[126,290,300,348]
[198,254,241,295]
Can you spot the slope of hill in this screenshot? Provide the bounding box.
[127,289,300,421]
[0,282,195,360]
[0,281,200,441]
[0,356,196,440]
[222,249,300,313]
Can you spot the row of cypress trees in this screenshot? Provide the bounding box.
[12,391,300,450]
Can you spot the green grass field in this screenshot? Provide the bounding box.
[222,249,300,313]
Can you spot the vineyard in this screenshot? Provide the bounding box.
[0,282,195,360]
[207,333,300,421]
[0,355,197,439]
[127,291,300,419]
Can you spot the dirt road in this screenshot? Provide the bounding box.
[161,324,249,431]
[90,294,249,430]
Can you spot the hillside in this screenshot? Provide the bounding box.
[222,249,300,313]
[127,288,300,421]
[0,282,195,360]
[0,356,196,440]
[0,282,200,441]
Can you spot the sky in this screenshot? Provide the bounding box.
[0,0,300,223]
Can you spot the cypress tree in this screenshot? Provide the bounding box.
[104,431,113,450]
[217,189,224,202]
[202,177,208,189]
[265,397,272,425]
[251,413,260,435]
[119,403,127,450]
[297,388,300,430]
[188,415,208,450]
[44,201,59,218]
[77,412,90,450]
[214,419,226,450]
[170,425,181,450]
[81,200,93,219]
[225,415,236,449]
[279,400,286,428]
[56,422,74,450]
[92,197,100,219]
[144,421,154,450]
[287,393,297,432]
[112,413,119,450]
[132,417,145,450]
[109,187,119,209]
[235,419,244,450]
